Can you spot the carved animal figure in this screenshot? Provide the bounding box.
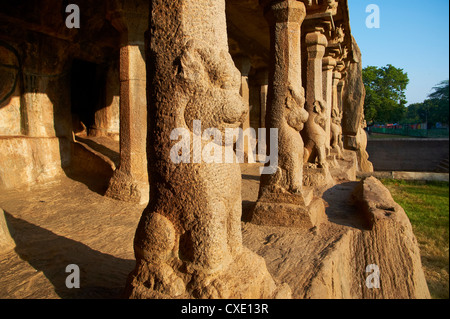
[274,86,309,193]
[127,40,285,299]
[330,107,344,159]
[303,100,328,168]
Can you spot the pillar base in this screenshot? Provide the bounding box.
[327,153,339,168]
[250,187,326,230]
[251,197,326,230]
[105,170,149,205]
[125,247,291,299]
[303,165,335,191]
[330,150,358,182]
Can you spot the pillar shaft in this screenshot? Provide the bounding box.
[305,31,327,113]
[21,38,71,139]
[260,0,308,193]
[260,84,268,128]
[254,68,269,129]
[337,78,345,113]
[322,56,336,148]
[252,1,327,230]
[105,5,149,204]
[303,29,328,167]
[234,55,253,162]
[126,0,289,300]
[332,71,341,113]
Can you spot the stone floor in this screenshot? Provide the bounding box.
[0,172,143,299]
[0,159,366,299]
[0,133,370,299]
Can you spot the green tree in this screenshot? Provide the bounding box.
[362,64,409,124]
[428,80,449,101]
[427,80,449,126]
[402,102,423,124]
[402,80,449,127]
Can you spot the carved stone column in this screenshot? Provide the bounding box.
[322,54,336,150]
[337,77,345,113]
[250,0,325,230]
[105,1,149,204]
[303,29,327,166]
[330,70,344,158]
[233,55,254,162]
[302,26,334,189]
[255,68,269,129]
[124,0,290,299]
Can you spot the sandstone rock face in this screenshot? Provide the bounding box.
[342,36,373,173]
[244,176,431,299]
[303,177,430,299]
[342,36,364,138]
[124,0,290,299]
[349,177,430,299]
[0,137,70,191]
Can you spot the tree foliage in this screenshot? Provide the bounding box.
[403,80,449,126]
[362,64,409,124]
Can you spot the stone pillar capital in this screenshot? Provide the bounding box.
[322,57,336,70]
[333,71,342,80]
[106,0,148,44]
[306,31,328,50]
[260,0,307,25]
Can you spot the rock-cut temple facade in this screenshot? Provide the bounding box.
[0,0,431,299]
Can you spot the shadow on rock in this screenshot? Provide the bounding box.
[322,181,369,230]
[4,212,135,299]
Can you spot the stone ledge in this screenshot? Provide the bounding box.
[250,197,326,230]
[357,171,449,182]
[0,208,15,253]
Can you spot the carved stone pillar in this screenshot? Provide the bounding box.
[250,0,325,230]
[337,77,345,113]
[105,1,149,204]
[330,70,344,158]
[255,68,269,129]
[303,29,327,166]
[233,55,254,162]
[322,55,336,150]
[124,0,290,299]
[301,27,334,190]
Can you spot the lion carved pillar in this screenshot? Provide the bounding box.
[250,0,326,230]
[124,0,291,299]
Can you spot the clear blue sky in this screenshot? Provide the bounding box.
[348,0,450,105]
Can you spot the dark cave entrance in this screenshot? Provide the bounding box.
[70,59,106,135]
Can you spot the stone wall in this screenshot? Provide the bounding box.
[0,0,123,191]
[367,138,449,172]
[0,137,71,190]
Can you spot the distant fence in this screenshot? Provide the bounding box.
[370,127,449,138]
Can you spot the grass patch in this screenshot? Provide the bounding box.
[382,179,449,299]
